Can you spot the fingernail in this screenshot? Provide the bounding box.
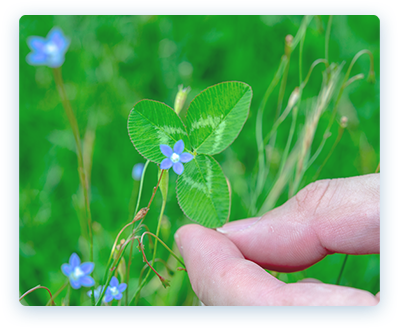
[174,232,184,258]
[216,217,261,234]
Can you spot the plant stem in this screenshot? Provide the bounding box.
[52,68,94,303]
[276,105,298,181]
[142,232,185,268]
[302,49,374,187]
[125,160,150,304]
[312,126,345,181]
[325,15,333,66]
[130,173,167,305]
[19,285,55,306]
[336,254,349,285]
[45,280,69,306]
[251,57,287,216]
[97,168,164,306]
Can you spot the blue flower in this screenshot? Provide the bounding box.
[132,163,144,181]
[104,276,127,303]
[160,140,193,175]
[61,253,95,289]
[26,27,70,68]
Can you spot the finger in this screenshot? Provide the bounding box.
[175,224,283,305]
[217,174,379,272]
[175,224,378,306]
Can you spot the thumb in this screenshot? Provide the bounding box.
[216,174,380,272]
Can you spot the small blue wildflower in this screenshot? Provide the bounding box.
[132,163,144,181]
[61,253,95,289]
[104,276,127,303]
[160,140,193,175]
[26,27,70,68]
[87,285,104,300]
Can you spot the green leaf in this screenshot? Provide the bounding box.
[176,154,230,228]
[186,81,252,155]
[128,100,190,163]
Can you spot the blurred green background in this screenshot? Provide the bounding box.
[19,15,380,306]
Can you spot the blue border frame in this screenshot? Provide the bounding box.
[1,1,397,327]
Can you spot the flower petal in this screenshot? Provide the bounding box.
[173,162,184,175]
[118,283,127,293]
[80,262,94,275]
[173,140,184,154]
[160,144,173,158]
[26,52,47,66]
[47,27,70,52]
[179,153,193,163]
[104,293,113,303]
[80,275,95,287]
[61,264,72,276]
[69,253,80,268]
[160,158,173,170]
[27,36,46,52]
[70,279,81,290]
[110,276,119,287]
[114,293,123,300]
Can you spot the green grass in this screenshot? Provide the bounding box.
[19,15,380,306]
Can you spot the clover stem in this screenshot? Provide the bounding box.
[52,67,94,304]
[146,169,164,209]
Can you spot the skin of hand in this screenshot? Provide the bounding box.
[174,174,380,306]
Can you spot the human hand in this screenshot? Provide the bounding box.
[174,174,380,306]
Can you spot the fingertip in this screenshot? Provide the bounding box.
[175,224,205,258]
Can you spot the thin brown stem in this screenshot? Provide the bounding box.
[45,280,69,306]
[137,239,169,287]
[20,285,55,306]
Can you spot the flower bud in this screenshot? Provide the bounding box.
[285,34,293,56]
[174,85,191,115]
[288,87,300,108]
[340,116,348,128]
